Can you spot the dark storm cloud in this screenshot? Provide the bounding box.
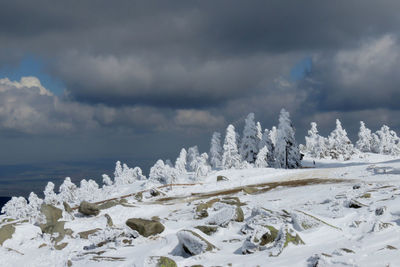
[0,0,400,145]
[1,0,400,109]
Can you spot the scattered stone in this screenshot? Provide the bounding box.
[347,199,366,209]
[291,211,322,231]
[360,193,371,199]
[195,198,220,219]
[98,200,119,210]
[126,218,165,237]
[78,228,102,239]
[235,206,244,222]
[241,240,258,254]
[67,260,73,267]
[353,184,361,190]
[135,192,143,202]
[38,243,47,248]
[259,225,279,246]
[372,221,392,232]
[242,186,259,195]
[54,242,68,250]
[147,256,177,267]
[195,225,218,236]
[150,189,161,197]
[375,206,386,216]
[267,225,305,257]
[385,245,397,250]
[340,248,355,254]
[217,175,229,182]
[63,202,73,213]
[104,214,113,227]
[207,204,242,227]
[176,230,216,256]
[0,224,15,245]
[79,201,100,216]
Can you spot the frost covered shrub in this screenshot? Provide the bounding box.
[1,196,30,220]
[149,159,177,184]
[114,161,146,185]
[77,179,101,202]
[44,182,58,205]
[58,177,78,205]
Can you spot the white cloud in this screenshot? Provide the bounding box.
[0,76,53,96]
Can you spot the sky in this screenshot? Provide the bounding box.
[1,1,400,196]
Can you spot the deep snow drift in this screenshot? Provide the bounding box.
[1,153,400,267]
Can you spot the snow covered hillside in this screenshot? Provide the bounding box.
[1,154,400,267]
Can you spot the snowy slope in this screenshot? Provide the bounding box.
[1,154,400,267]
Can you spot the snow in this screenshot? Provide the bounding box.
[1,154,400,266]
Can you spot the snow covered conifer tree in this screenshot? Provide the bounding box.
[258,129,275,166]
[255,146,269,168]
[102,174,113,186]
[270,126,278,147]
[274,109,302,169]
[27,192,43,222]
[175,148,187,174]
[132,167,146,180]
[209,132,222,169]
[256,122,263,141]
[149,159,177,184]
[356,121,373,153]
[305,122,328,158]
[114,161,123,179]
[222,124,241,169]
[327,119,354,160]
[239,113,259,163]
[187,146,200,172]
[1,197,30,220]
[195,153,211,177]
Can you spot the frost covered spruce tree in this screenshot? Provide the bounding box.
[255,146,269,168]
[175,148,187,174]
[149,159,177,184]
[195,153,211,177]
[327,119,354,160]
[222,124,241,169]
[305,122,328,158]
[239,113,259,163]
[258,129,275,166]
[58,177,78,204]
[209,132,222,169]
[187,146,200,172]
[256,121,263,142]
[356,121,373,153]
[114,161,146,185]
[274,109,302,169]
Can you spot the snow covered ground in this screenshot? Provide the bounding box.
[1,153,400,267]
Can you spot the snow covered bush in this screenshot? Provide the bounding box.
[58,177,78,204]
[372,125,400,155]
[77,179,101,202]
[222,124,242,169]
[149,159,177,184]
[1,196,30,220]
[114,161,146,185]
[43,182,58,205]
[274,109,302,169]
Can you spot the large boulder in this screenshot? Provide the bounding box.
[0,224,15,245]
[79,201,100,216]
[207,203,244,227]
[176,230,216,256]
[126,218,165,237]
[39,204,67,243]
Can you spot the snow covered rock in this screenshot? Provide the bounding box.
[176,230,216,256]
[207,203,244,227]
[291,211,322,231]
[125,218,165,237]
[194,225,218,236]
[78,201,100,216]
[267,225,305,257]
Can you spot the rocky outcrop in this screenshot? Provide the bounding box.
[39,204,69,243]
[126,218,165,237]
[78,201,100,216]
[0,224,15,245]
[195,225,218,236]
